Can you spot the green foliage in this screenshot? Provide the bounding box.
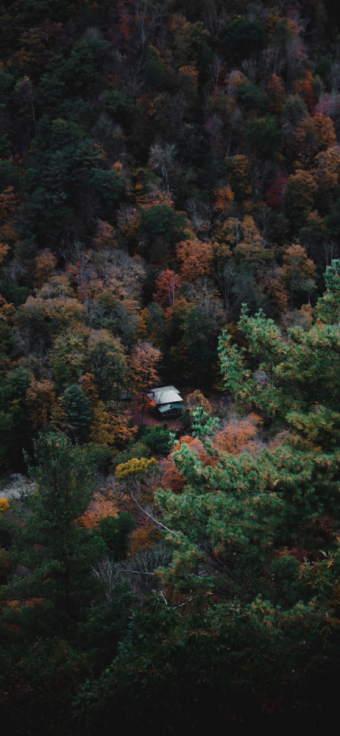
[177,123,211,167]
[0,70,15,109]
[2,1,340,730]
[0,159,19,190]
[23,117,122,244]
[111,440,150,468]
[143,48,165,93]
[96,513,136,560]
[73,262,340,730]
[223,19,266,61]
[0,281,31,308]
[0,368,33,468]
[76,583,138,675]
[8,432,102,625]
[88,330,128,401]
[140,204,185,245]
[63,384,92,439]
[82,442,112,470]
[102,89,142,126]
[236,81,267,113]
[179,302,216,384]
[51,330,87,388]
[246,115,284,159]
[142,425,171,455]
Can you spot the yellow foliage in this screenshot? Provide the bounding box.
[227,155,252,198]
[186,390,212,415]
[50,397,68,432]
[116,456,157,480]
[213,240,232,267]
[88,402,137,449]
[0,498,10,513]
[234,243,274,263]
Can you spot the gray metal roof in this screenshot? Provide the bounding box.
[148,385,183,406]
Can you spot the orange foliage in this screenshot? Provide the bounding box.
[178,64,199,88]
[34,249,57,288]
[214,185,234,215]
[312,113,337,151]
[0,243,10,265]
[131,341,161,398]
[176,238,213,281]
[213,414,261,456]
[153,269,180,308]
[65,251,93,286]
[267,430,290,451]
[258,266,289,312]
[314,145,340,190]
[117,205,141,242]
[93,220,118,249]
[77,490,118,528]
[79,372,99,404]
[130,524,161,555]
[186,389,212,414]
[294,71,315,112]
[26,378,56,430]
[160,456,186,493]
[287,170,318,213]
[178,436,218,468]
[161,432,221,495]
[141,189,174,210]
[19,292,84,333]
[5,597,45,612]
[112,161,123,173]
[282,244,316,285]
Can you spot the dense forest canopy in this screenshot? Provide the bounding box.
[1,0,340,733]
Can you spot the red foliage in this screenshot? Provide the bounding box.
[267,74,286,113]
[294,71,315,113]
[93,220,118,249]
[153,269,180,308]
[266,172,289,209]
[118,1,134,40]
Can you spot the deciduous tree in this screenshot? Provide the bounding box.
[131,341,161,424]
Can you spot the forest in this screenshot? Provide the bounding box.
[1,0,340,733]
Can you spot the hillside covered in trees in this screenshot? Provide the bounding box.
[2,0,340,733]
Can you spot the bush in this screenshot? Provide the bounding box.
[142,425,171,455]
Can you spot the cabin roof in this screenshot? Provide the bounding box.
[148,385,183,405]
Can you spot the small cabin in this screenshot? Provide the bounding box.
[148,385,183,418]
